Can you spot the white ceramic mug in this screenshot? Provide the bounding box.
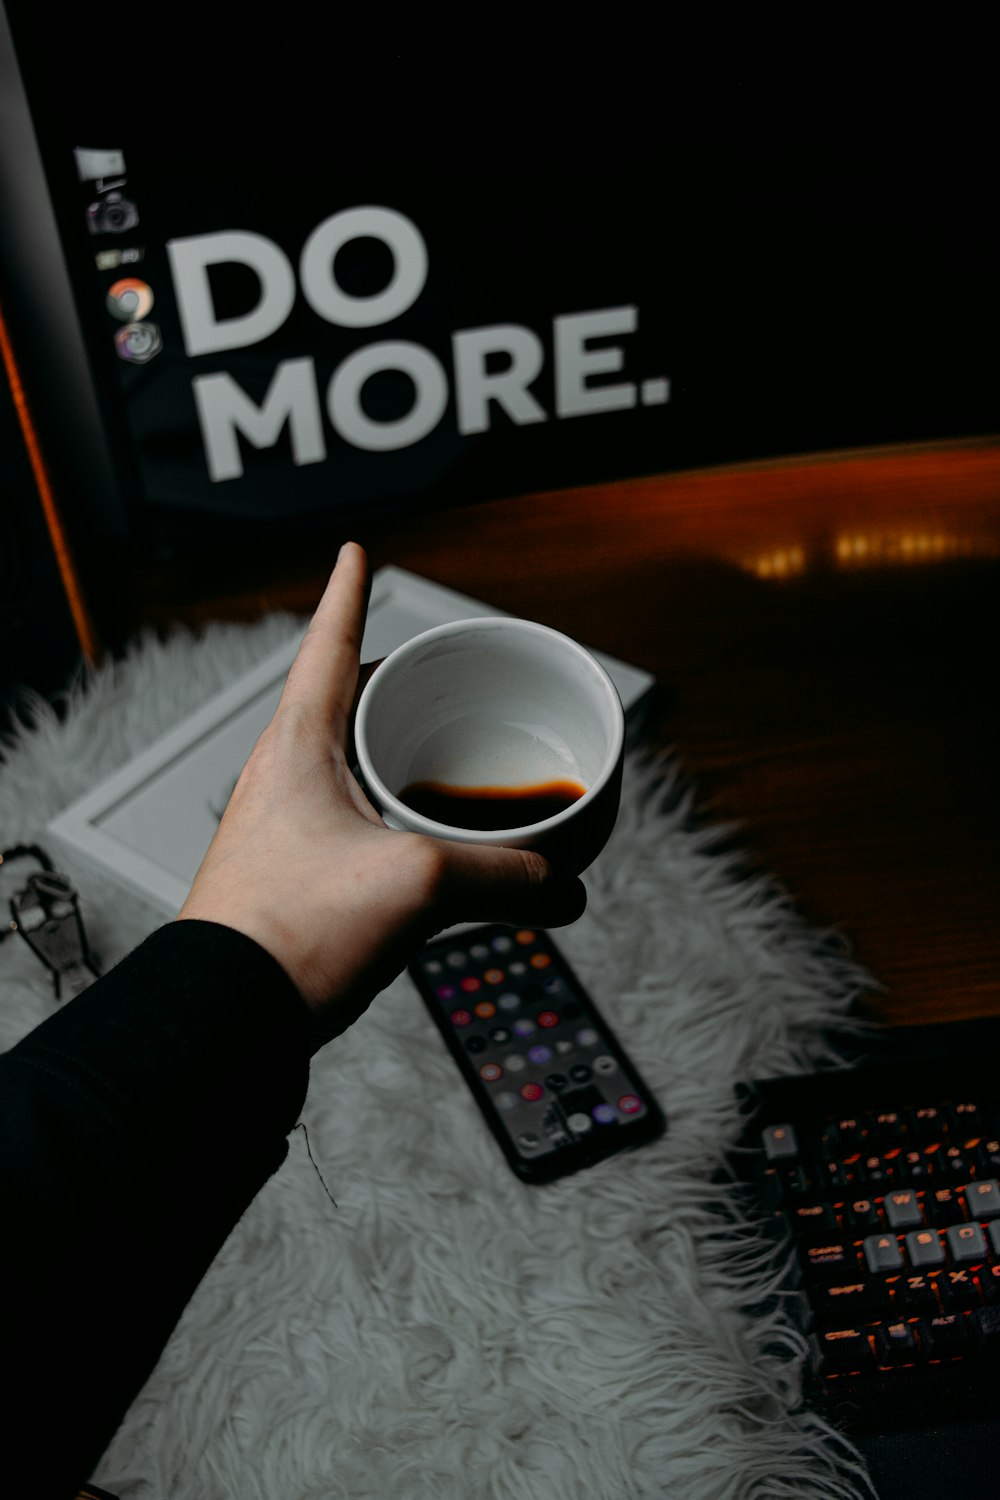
[354,617,625,873]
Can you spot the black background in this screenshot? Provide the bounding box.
[3,8,997,574]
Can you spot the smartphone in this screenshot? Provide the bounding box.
[408,924,666,1183]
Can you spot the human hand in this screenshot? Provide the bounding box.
[176,543,586,1040]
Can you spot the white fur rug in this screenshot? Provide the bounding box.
[0,616,879,1499]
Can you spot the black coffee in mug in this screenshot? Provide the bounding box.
[397,778,586,832]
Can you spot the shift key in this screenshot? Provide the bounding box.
[809,1277,892,1320]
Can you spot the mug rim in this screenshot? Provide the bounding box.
[354,616,625,842]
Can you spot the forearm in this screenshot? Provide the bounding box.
[0,920,312,1495]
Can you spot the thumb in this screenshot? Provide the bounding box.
[431,841,587,931]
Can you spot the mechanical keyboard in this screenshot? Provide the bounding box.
[733,1021,1000,1440]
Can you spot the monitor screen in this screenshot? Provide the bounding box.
[2,9,995,560]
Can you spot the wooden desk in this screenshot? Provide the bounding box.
[118,437,1000,1029]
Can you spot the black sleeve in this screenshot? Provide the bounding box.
[0,919,313,1497]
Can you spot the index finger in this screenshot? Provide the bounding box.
[278,542,371,729]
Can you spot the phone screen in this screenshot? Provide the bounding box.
[409,924,665,1183]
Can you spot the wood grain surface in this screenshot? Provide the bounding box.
[114,437,1000,1029]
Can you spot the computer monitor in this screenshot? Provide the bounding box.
[2,8,995,645]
